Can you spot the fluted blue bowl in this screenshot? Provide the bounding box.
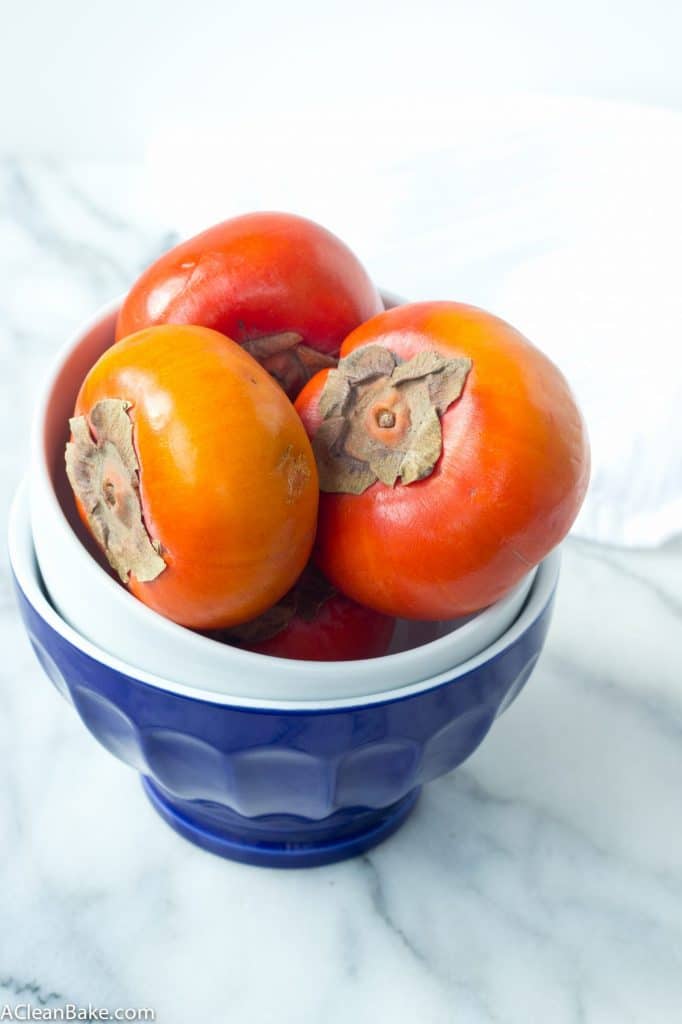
[10,480,559,868]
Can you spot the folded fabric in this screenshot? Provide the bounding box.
[144,96,682,547]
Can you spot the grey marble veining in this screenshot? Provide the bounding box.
[1,160,681,1024]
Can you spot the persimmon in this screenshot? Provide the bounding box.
[116,212,383,399]
[214,566,395,661]
[65,324,318,630]
[295,301,590,620]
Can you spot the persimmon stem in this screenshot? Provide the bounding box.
[312,345,472,494]
[376,409,396,428]
[241,332,338,398]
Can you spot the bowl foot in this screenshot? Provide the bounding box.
[141,777,421,868]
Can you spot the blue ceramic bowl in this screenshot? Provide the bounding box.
[10,480,559,868]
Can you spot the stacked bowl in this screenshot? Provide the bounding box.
[9,299,560,868]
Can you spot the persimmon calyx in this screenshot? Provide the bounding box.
[313,345,472,494]
[242,331,338,397]
[64,398,166,584]
[220,567,335,644]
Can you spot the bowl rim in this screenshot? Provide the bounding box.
[30,294,538,697]
[11,478,561,711]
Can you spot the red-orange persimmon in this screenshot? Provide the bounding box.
[296,301,590,620]
[216,568,395,662]
[116,212,383,398]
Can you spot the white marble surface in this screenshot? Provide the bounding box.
[2,160,682,1023]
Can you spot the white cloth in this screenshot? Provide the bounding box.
[142,95,682,547]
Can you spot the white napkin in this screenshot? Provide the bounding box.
[140,95,682,547]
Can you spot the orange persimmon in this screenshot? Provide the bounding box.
[65,324,318,629]
[295,301,589,620]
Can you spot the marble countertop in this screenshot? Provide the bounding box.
[2,160,681,1023]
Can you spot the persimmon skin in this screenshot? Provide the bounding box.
[115,212,383,358]
[244,593,395,662]
[72,325,318,630]
[296,302,590,620]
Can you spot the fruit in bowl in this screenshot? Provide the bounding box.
[14,209,590,866]
[29,296,540,699]
[116,211,383,399]
[296,300,589,619]
[65,322,318,629]
[212,564,396,661]
[62,212,589,641]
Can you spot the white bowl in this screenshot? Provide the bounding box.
[17,479,558,711]
[30,296,536,702]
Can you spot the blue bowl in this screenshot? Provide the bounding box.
[10,481,559,868]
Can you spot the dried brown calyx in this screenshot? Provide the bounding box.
[65,398,166,584]
[312,345,472,494]
[241,332,338,398]
[219,566,335,645]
